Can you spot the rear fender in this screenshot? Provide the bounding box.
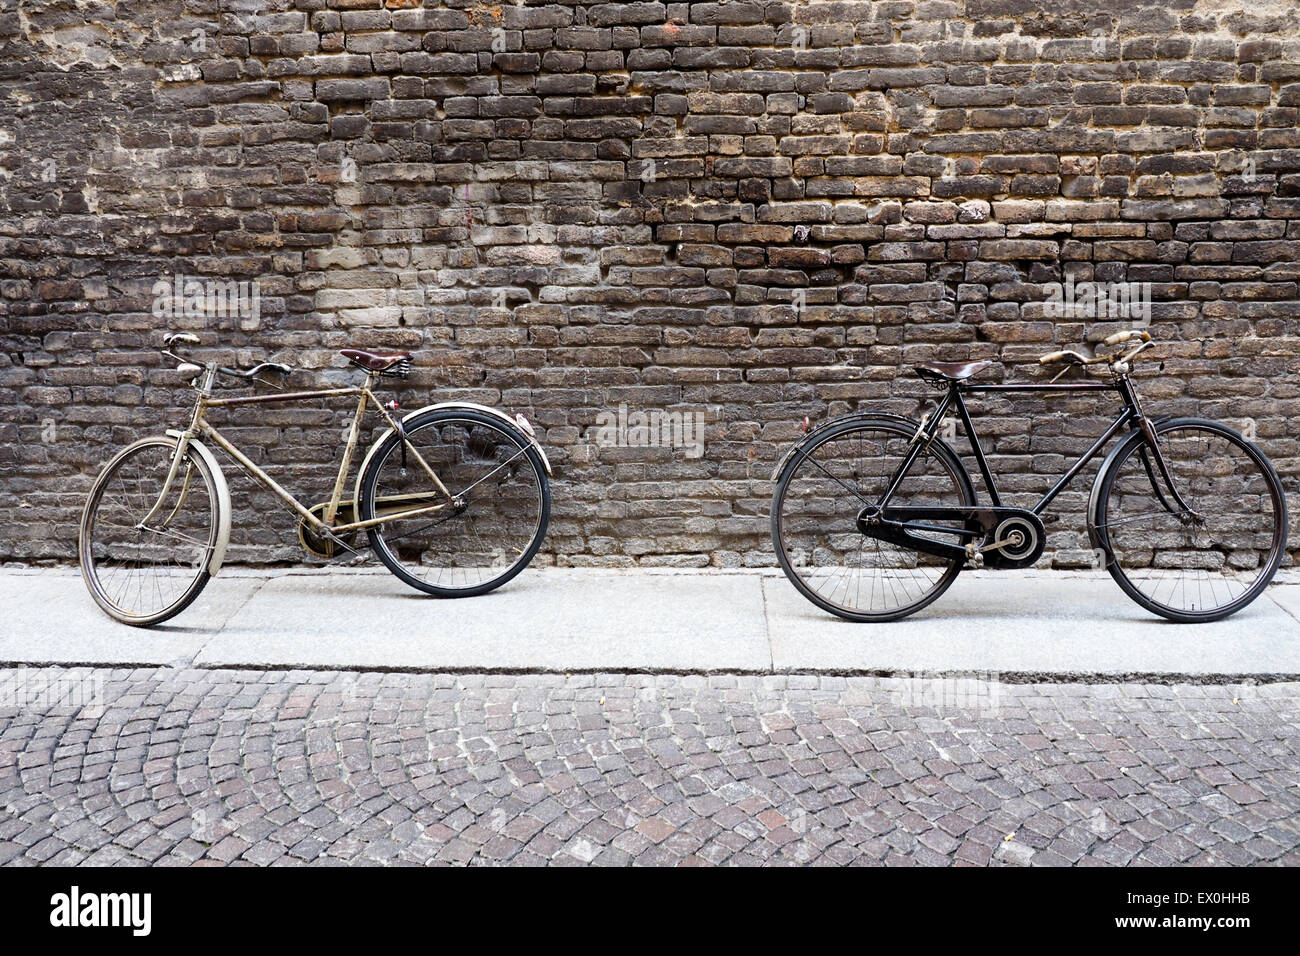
[353,402,552,508]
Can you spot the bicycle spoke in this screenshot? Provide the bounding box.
[139,525,212,549]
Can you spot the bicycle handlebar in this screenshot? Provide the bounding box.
[1039,349,1099,366]
[160,335,293,383]
[1040,329,1156,368]
[218,362,292,380]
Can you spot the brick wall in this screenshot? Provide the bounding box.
[2,0,1298,567]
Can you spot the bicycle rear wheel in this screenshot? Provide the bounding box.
[359,409,550,596]
[79,437,221,626]
[1095,418,1287,622]
[771,417,975,622]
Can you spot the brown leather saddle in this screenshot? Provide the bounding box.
[340,348,412,377]
[913,359,993,384]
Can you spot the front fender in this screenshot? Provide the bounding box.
[353,402,553,508]
[165,430,231,574]
[768,411,922,481]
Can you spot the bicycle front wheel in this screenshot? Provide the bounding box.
[771,417,975,622]
[1095,418,1288,622]
[359,409,550,596]
[79,437,221,626]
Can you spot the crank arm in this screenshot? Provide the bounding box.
[981,535,1021,553]
[319,526,365,557]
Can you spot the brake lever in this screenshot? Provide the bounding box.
[232,362,293,389]
[1113,340,1153,368]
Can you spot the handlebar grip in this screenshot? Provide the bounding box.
[1103,329,1151,346]
[1039,351,1070,365]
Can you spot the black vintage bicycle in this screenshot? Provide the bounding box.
[771,330,1288,623]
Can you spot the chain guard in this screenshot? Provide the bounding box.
[297,500,359,559]
[857,505,1046,569]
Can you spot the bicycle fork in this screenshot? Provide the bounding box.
[135,364,234,574]
[137,433,195,532]
[1122,377,1201,522]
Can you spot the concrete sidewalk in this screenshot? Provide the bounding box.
[3,566,1300,679]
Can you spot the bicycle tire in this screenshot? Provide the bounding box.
[1094,417,1287,623]
[359,408,550,597]
[79,436,220,626]
[771,416,975,622]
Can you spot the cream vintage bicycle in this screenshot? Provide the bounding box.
[79,333,552,626]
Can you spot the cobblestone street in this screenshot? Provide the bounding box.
[1,668,1297,866]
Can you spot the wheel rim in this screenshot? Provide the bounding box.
[1102,424,1285,618]
[81,441,216,621]
[366,416,547,592]
[775,423,969,618]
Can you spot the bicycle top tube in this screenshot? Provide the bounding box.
[960,381,1119,393]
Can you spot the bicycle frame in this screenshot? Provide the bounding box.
[144,362,455,539]
[876,372,1196,518]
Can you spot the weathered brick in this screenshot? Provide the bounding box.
[4,0,1300,570]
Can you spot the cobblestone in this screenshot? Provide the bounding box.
[1,668,1297,866]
